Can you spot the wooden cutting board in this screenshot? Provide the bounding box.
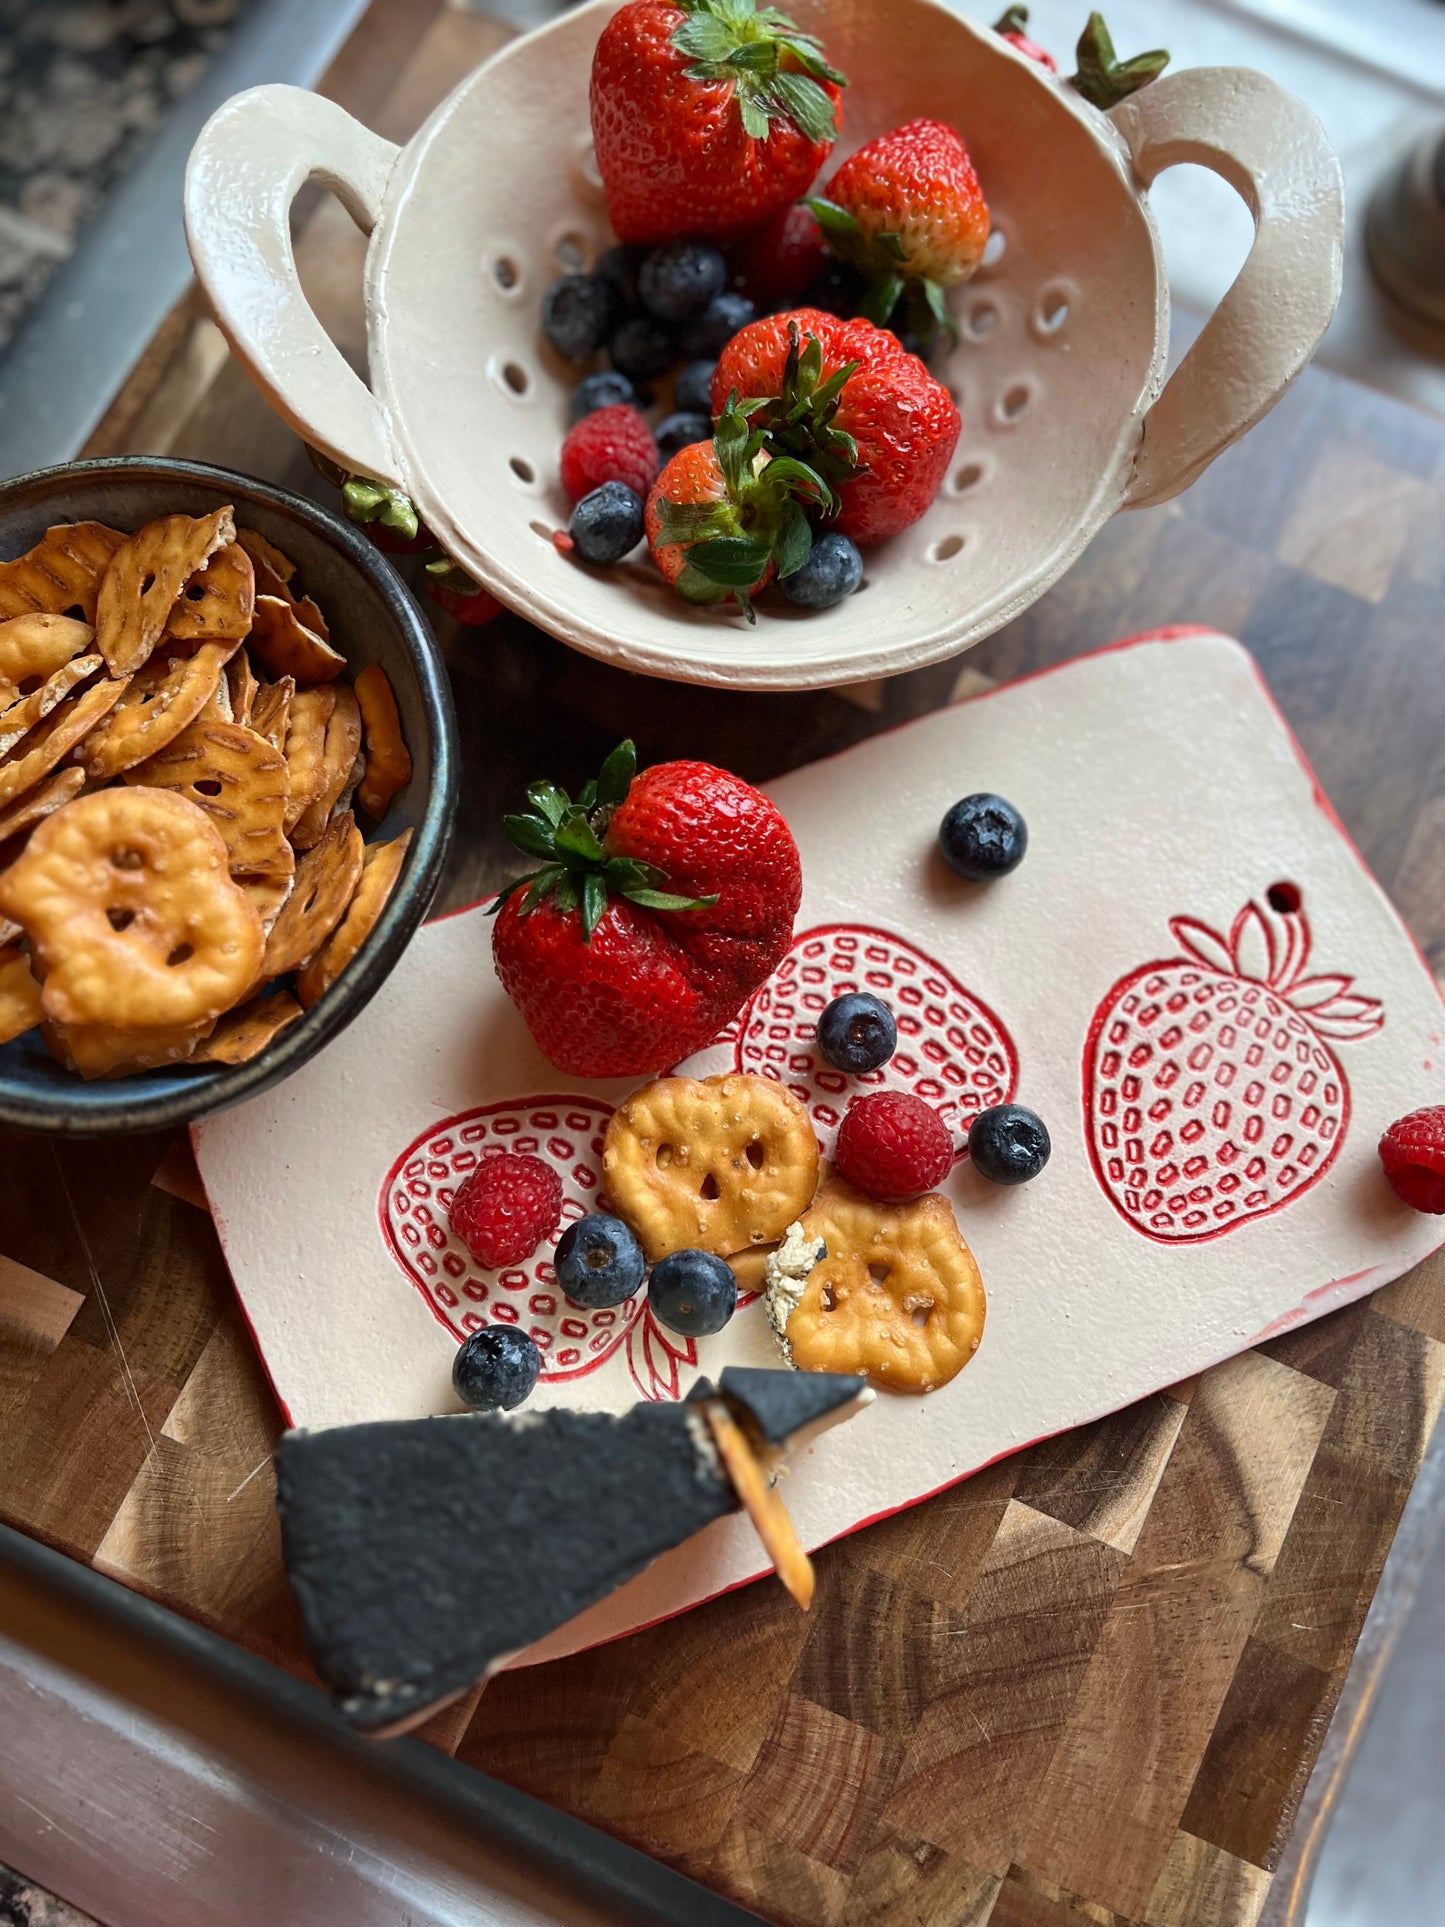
[2,6,1445,1925]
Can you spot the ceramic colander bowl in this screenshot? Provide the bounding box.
[184,0,1343,690]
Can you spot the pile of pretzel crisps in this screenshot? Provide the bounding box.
[0,508,413,1080]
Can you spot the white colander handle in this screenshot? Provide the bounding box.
[1111,67,1343,511]
[184,85,405,487]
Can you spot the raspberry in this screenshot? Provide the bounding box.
[1378,1106,1445,1213]
[835,1091,953,1201]
[449,1153,563,1267]
[560,405,659,504]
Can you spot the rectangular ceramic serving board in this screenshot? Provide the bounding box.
[194,631,1445,1664]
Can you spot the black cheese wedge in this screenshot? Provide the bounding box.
[276,1368,866,1735]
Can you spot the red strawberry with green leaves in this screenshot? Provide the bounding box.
[423,558,504,627]
[492,739,802,1078]
[590,0,846,247]
[645,391,834,618]
[807,119,989,336]
[993,6,1056,71]
[1068,12,1169,108]
[713,311,960,546]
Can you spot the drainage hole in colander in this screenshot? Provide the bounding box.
[530,519,554,543]
[964,300,997,340]
[1035,288,1069,335]
[930,534,965,562]
[981,229,1006,269]
[997,384,1030,424]
[556,232,588,272]
[493,256,519,292]
[510,456,536,485]
[500,360,530,397]
[952,462,983,493]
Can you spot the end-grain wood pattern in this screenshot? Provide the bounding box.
[2,5,1445,1923]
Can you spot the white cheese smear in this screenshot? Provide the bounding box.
[763,1220,826,1366]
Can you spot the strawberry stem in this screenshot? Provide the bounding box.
[492,740,719,942]
[993,5,1032,32]
[1068,11,1169,109]
[671,0,845,146]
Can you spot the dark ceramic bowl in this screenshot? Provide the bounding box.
[0,458,457,1135]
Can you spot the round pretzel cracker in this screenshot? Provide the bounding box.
[262,810,364,978]
[0,786,264,1030]
[290,683,361,851]
[0,944,44,1046]
[296,828,410,1008]
[784,1174,986,1394]
[166,540,256,645]
[249,595,345,687]
[0,764,86,847]
[81,641,237,780]
[354,662,412,819]
[95,507,235,678]
[602,1072,820,1261]
[0,676,129,812]
[0,653,103,758]
[125,717,290,875]
[0,613,95,711]
[0,523,126,622]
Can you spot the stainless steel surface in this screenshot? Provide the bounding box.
[0,0,370,475]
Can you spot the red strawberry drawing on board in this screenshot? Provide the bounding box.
[735,925,1018,1159]
[381,1095,753,1401]
[1084,889,1384,1243]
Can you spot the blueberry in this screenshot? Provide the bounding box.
[780,531,864,609]
[595,243,645,314]
[640,240,728,322]
[609,314,678,382]
[541,273,617,362]
[569,482,645,565]
[555,1212,646,1309]
[453,1325,541,1411]
[681,291,757,359]
[802,258,868,318]
[655,411,712,459]
[968,1104,1051,1185]
[674,358,717,417]
[938,793,1028,881]
[570,369,637,422]
[648,1249,738,1337]
[816,992,897,1073]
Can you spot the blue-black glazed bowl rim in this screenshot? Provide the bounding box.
[0,456,458,1137]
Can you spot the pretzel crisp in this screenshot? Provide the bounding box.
[0,765,85,847]
[196,989,304,1066]
[81,641,236,781]
[290,684,361,851]
[782,1173,986,1394]
[95,508,235,677]
[0,945,44,1046]
[0,522,125,622]
[0,676,128,812]
[126,717,291,876]
[44,1016,219,1080]
[296,828,410,1008]
[249,674,294,755]
[603,1072,820,1261]
[249,595,345,686]
[282,686,335,831]
[235,527,296,590]
[226,649,259,730]
[354,663,413,819]
[261,810,364,979]
[0,613,95,714]
[0,787,264,1030]
[235,843,295,934]
[166,541,256,645]
[0,654,103,759]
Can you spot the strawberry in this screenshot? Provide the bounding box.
[423,559,504,626]
[993,5,1057,71]
[1067,12,1169,109]
[1084,892,1383,1243]
[728,202,828,309]
[807,119,989,335]
[560,405,660,504]
[713,311,960,546]
[590,0,846,247]
[492,739,802,1078]
[644,392,834,617]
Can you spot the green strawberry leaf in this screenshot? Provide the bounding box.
[504,812,557,860]
[673,12,738,60]
[655,499,731,545]
[770,72,839,145]
[675,561,731,605]
[605,856,669,892]
[424,557,480,594]
[526,781,569,827]
[806,196,863,248]
[1069,11,1168,107]
[738,92,771,140]
[576,779,598,810]
[554,807,606,864]
[671,0,846,146]
[581,871,608,940]
[594,738,637,809]
[993,4,1032,31]
[726,40,777,73]
[859,271,905,327]
[521,866,566,915]
[686,534,775,588]
[625,887,722,913]
[776,34,846,85]
[775,501,813,579]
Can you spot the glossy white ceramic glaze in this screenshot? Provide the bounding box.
[184,0,1344,688]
